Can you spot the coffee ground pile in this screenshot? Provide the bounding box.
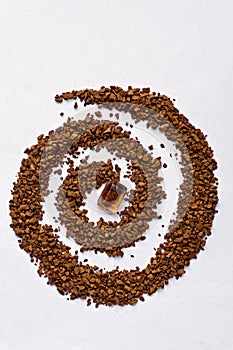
[58,156,165,257]
[10,86,218,307]
[55,128,166,257]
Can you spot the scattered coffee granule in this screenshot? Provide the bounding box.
[10,86,218,307]
[55,94,63,103]
[54,168,62,176]
[74,102,78,109]
[95,111,102,118]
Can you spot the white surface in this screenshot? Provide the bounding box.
[0,1,233,349]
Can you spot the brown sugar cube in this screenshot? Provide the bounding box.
[98,181,127,213]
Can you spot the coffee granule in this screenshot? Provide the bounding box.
[9,86,218,307]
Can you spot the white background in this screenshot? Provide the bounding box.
[0,1,233,349]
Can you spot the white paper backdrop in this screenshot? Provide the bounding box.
[0,1,232,349]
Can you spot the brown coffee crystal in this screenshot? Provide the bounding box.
[98,182,127,213]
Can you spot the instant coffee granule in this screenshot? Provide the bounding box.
[9,86,218,307]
